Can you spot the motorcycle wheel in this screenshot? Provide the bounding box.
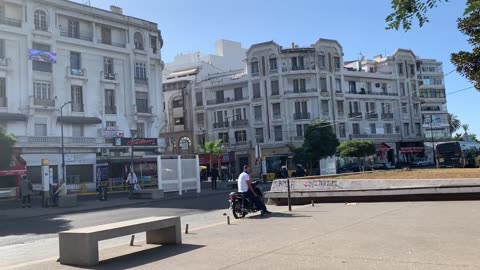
[232,201,246,219]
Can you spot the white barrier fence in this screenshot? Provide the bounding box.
[157,155,200,195]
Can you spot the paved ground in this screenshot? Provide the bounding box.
[4,200,480,270]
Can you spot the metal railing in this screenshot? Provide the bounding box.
[206,96,249,105]
[284,88,317,94]
[366,113,379,120]
[103,72,117,81]
[136,105,152,114]
[71,103,83,112]
[59,27,93,41]
[0,15,22,27]
[134,77,149,85]
[97,39,126,48]
[294,112,310,120]
[348,112,363,120]
[347,91,398,97]
[213,122,229,128]
[272,113,282,120]
[231,119,249,127]
[70,68,86,77]
[34,25,48,31]
[381,113,394,120]
[16,136,103,145]
[351,134,401,139]
[34,98,55,107]
[105,106,117,114]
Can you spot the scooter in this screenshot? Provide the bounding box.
[228,181,263,219]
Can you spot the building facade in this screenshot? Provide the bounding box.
[0,0,164,189]
[192,39,446,177]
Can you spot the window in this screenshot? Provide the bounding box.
[255,128,264,143]
[101,27,111,45]
[106,121,116,128]
[32,43,52,72]
[410,64,415,76]
[33,81,51,100]
[70,52,81,73]
[104,57,114,78]
[321,100,329,114]
[271,80,279,96]
[337,101,344,113]
[349,101,360,113]
[401,103,408,113]
[352,123,360,135]
[413,104,419,114]
[0,78,5,106]
[136,92,149,113]
[296,124,303,137]
[218,132,229,143]
[150,35,158,53]
[105,89,115,114]
[339,123,346,137]
[71,86,83,112]
[269,57,277,71]
[136,123,145,137]
[134,32,144,50]
[72,125,84,137]
[252,83,261,98]
[294,101,308,114]
[172,97,183,108]
[34,123,47,136]
[216,90,224,103]
[215,110,226,123]
[293,79,306,92]
[335,79,342,92]
[68,19,80,38]
[0,39,4,59]
[419,89,446,98]
[234,130,247,142]
[365,102,376,113]
[254,105,262,120]
[234,87,243,100]
[411,82,417,97]
[251,60,259,75]
[319,54,326,68]
[369,67,375,73]
[292,56,304,70]
[366,82,372,93]
[272,103,281,118]
[403,123,410,136]
[381,83,387,94]
[274,126,282,141]
[415,123,422,136]
[233,108,246,120]
[196,113,204,125]
[195,92,203,106]
[370,123,376,134]
[349,81,356,93]
[382,103,392,114]
[334,56,341,69]
[174,117,184,126]
[34,10,47,31]
[400,82,405,96]
[398,62,404,75]
[320,77,327,92]
[385,123,393,134]
[135,62,147,80]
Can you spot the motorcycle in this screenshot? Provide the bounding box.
[229,180,264,219]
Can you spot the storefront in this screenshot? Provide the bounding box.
[375,143,396,164]
[0,154,27,198]
[397,142,425,163]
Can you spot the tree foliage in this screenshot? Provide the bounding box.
[0,128,16,170]
[200,139,223,169]
[337,140,376,159]
[291,121,339,165]
[386,0,480,90]
[447,113,461,135]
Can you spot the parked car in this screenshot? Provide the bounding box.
[338,163,362,173]
[371,162,395,170]
[411,158,432,167]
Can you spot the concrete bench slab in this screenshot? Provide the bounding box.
[128,189,164,200]
[59,216,181,266]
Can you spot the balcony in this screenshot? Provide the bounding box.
[351,134,401,140]
[294,112,311,120]
[105,106,117,114]
[97,39,126,48]
[134,77,149,86]
[366,113,379,120]
[206,96,249,105]
[347,91,398,97]
[16,136,104,146]
[272,113,282,120]
[136,105,152,114]
[291,65,306,71]
[0,15,22,27]
[381,113,394,120]
[337,112,345,118]
[231,141,249,147]
[69,67,86,77]
[34,98,55,107]
[348,112,363,120]
[0,97,6,107]
[71,103,84,112]
[320,90,329,97]
[103,72,117,81]
[59,27,93,41]
[284,88,317,95]
[231,119,249,127]
[213,122,229,129]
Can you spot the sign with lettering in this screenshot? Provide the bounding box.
[113,138,158,147]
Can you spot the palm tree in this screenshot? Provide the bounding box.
[447,113,461,135]
[0,128,16,170]
[200,139,223,174]
[462,123,470,134]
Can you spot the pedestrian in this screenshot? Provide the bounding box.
[20,175,33,208]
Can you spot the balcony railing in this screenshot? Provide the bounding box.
[284,88,317,95]
[71,103,84,112]
[0,97,6,107]
[34,25,48,31]
[97,39,126,48]
[272,113,282,120]
[213,122,229,129]
[381,113,394,120]
[34,98,55,107]
[366,113,379,120]
[294,112,311,120]
[347,91,398,97]
[136,105,152,114]
[105,106,117,114]
[291,65,306,71]
[134,77,149,85]
[16,136,103,145]
[0,15,22,27]
[348,112,363,120]
[351,134,401,139]
[59,27,93,41]
[231,119,249,127]
[104,72,117,81]
[206,96,249,105]
[231,141,248,147]
[70,68,86,77]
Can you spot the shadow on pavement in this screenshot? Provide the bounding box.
[0,215,72,237]
[249,212,312,219]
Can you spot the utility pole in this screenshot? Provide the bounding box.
[60,100,72,194]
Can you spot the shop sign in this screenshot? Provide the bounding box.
[113,138,158,146]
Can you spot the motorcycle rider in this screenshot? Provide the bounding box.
[237,165,271,215]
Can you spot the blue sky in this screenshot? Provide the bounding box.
[84,0,479,135]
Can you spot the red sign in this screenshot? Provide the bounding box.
[113,138,158,146]
[199,154,235,165]
[400,147,424,153]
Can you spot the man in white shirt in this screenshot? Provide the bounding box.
[237,165,270,215]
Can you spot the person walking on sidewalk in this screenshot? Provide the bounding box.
[20,175,33,208]
[237,165,271,215]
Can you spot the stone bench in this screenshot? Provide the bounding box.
[59,216,181,266]
[128,189,164,200]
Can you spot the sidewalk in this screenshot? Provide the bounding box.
[0,181,240,220]
[8,200,480,269]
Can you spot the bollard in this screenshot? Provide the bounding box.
[185,224,189,234]
[130,235,135,246]
[311,200,314,207]
[287,177,292,212]
[227,216,230,225]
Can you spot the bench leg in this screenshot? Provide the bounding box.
[146,225,182,245]
[59,233,99,266]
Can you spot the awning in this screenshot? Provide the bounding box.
[167,68,199,78]
[57,116,102,124]
[375,143,391,152]
[0,113,28,121]
[400,147,424,153]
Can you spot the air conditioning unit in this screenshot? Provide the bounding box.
[101,148,110,157]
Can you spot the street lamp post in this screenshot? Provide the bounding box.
[60,101,72,193]
[130,129,137,174]
[430,115,437,166]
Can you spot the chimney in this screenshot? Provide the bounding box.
[110,5,123,15]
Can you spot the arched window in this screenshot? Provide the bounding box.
[34,10,48,31]
[318,51,326,68]
[179,137,192,152]
[172,96,183,109]
[134,32,144,50]
[250,57,259,75]
[269,54,278,71]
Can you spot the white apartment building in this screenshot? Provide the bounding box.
[193,39,443,176]
[0,0,164,189]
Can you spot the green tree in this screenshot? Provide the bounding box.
[200,139,223,172]
[337,140,376,169]
[0,128,16,170]
[386,0,480,90]
[462,123,470,134]
[448,113,461,135]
